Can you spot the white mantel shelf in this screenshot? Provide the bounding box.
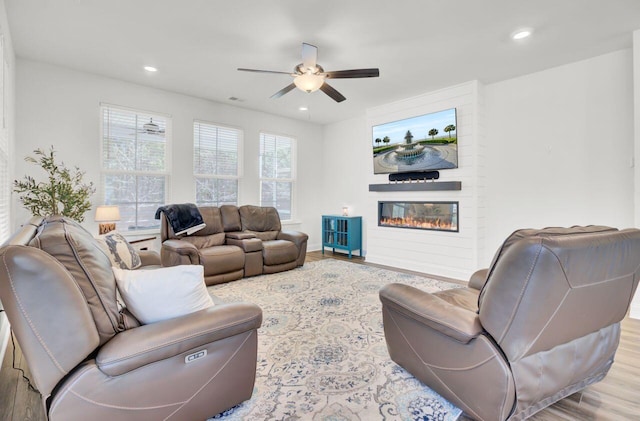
[368,181,462,192]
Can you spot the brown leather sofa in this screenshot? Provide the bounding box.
[380,226,640,421]
[0,216,263,420]
[160,204,308,284]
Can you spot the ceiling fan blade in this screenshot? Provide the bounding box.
[237,68,292,75]
[271,83,296,99]
[301,43,318,70]
[324,68,380,79]
[320,82,346,103]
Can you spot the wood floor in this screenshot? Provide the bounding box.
[0,250,638,420]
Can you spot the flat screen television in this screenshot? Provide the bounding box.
[372,108,457,175]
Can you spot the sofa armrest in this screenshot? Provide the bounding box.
[138,250,161,267]
[379,283,482,344]
[96,303,262,376]
[277,230,309,249]
[226,232,256,240]
[161,239,199,265]
[468,268,489,290]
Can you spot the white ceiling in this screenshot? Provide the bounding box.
[6,0,640,125]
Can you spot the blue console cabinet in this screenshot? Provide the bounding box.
[322,215,362,258]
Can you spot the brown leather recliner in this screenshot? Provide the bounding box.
[237,205,308,274]
[0,216,263,420]
[380,226,640,421]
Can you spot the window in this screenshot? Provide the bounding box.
[193,121,241,206]
[101,105,170,231]
[0,132,8,243]
[0,37,9,243]
[259,132,295,221]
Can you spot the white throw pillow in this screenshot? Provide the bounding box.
[97,231,142,270]
[112,265,214,324]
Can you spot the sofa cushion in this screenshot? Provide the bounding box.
[262,240,298,266]
[163,206,224,240]
[199,245,245,276]
[97,231,142,270]
[249,230,279,241]
[112,265,214,325]
[180,232,226,249]
[195,206,224,235]
[239,205,282,233]
[220,205,241,231]
[29,216,122,344]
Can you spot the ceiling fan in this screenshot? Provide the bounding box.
[139,118,165,135]
[238,43,379,103]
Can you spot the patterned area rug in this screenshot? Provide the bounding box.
[207,259,464,420]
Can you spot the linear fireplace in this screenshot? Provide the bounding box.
[378,201,458,232]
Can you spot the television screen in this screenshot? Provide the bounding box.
[372,108,457,174]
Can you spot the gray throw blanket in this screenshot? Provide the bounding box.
[155,203,206,236]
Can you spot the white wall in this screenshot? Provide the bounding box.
[321,115,369,231]
[14,59,324,247]
[484,49,635,263]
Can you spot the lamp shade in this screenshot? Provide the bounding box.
[95,205,121,222]
[294,72,325,93]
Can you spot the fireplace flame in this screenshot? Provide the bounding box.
[379,216,456,231]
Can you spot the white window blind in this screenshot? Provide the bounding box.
[259,132,295,221]
[0,134,9,243]
[0,35,9,243]
[101,105,169,231]
[193,121,241,206]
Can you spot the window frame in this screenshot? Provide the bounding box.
[99,103,172,232]
[193,119,243,207]
[258,131,297,222]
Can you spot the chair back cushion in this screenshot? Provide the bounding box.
[239,205,281,240]
[0,245,100,397]
[479,226,640,361]
[29,216,122,344]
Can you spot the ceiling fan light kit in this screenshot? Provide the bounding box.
[238,43,379,102]
[294,72,325,93]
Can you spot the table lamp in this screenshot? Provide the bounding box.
[95,205,120,235]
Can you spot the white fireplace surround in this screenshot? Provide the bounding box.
[365,81,485,280]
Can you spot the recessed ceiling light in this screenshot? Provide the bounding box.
[144,66,158,72]
[299,106,308,111]
[512,29,533,40]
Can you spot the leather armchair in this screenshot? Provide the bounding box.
[380,226,640,421]
[0,216,262,420]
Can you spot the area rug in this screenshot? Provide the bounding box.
[207,259,464,420]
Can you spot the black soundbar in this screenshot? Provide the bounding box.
[388,171,440,182]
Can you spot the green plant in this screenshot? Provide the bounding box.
[13,147,96,222]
